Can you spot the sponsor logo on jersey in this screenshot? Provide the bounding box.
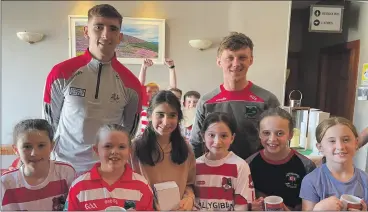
[69,87,86,97]
[221,177,232,190]
[85,203,98,210]
[245,105,258,118]
[110,93,120,103]
[285,172,300,189]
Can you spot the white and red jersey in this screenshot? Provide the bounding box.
[66,163,154,211]
[195,151,255,211]
[43,49,142,175]
[139,108,149,134]
[1,160,76,211]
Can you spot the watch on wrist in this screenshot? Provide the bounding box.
[169,65,175,69]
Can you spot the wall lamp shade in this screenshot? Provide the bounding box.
[189,39,212,51]
[16,31,44,44]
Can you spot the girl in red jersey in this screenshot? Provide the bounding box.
[194,112,255,211]
[65,124,154,211]
[1,119,76,211]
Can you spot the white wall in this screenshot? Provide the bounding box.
[1,1,291,149]
[228,1,291,103]
[348,2,368,171]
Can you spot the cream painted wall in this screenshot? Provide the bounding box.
[228,1,291,104]
[1,1,291,166]
[348,2,368,171]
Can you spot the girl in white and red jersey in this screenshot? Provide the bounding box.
[65,124,154,211]
[1,119,76,211]
[194,112,255,211]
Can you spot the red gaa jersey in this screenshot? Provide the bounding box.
[66,163,154,211]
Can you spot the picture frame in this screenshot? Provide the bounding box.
[68,15,166,64]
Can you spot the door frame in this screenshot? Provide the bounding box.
[285,51,301,105]
[316,40,360,121]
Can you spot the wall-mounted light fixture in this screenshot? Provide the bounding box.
[16,31,44,44]
[189,39,212,51]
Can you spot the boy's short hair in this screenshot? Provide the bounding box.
[217,32,254,57]
[183,91,201,101]
[169,88,182,95]
[88,4,123,26]
[145,82,159,89]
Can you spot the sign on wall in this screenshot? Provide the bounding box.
[361,63,368,86]
[309,5,344,33]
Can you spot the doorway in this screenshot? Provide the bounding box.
[316,40,360,121]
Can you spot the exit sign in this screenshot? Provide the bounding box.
[309,5,344,33]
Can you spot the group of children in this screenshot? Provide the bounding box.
[137,58,201,141]
[2,89,368,211]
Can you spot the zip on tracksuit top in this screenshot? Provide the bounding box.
[42,49,142,175]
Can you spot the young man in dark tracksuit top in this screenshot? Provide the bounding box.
[190,32,280,160]
[42,4,142,175]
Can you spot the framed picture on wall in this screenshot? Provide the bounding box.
[68,15,166,64]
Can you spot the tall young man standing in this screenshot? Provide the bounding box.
[42,4,142,175]
[190,32,280,160]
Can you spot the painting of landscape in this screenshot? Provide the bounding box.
[70,16,165,64]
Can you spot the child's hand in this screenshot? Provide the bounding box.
[143,59,153,68]
[348,200,368,211]
[283,203,291,211]
[362,200,367,211]
[174,196,194,211]
[314,196,343,211]
[165,58,175,68]
[251,197,264,211]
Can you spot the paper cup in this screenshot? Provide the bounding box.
[264,196,284,211]
[340,194,362,211]
[105,206,127,211]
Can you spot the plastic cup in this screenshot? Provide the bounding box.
[105,206,127,211]
[340,194,362,211]
[264,196,284,211]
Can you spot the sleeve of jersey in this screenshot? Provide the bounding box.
[266,93,280,109]
[135,183,154,210]
[121,88,142,137]
[65,184,81,211]
[42,66,65,132]
[189,98,206,158]
[234,162,255,210]
[299,174,320,203]
[1,180,7,210]
[64,166,77,188]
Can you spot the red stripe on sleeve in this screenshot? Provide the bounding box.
[43,53,91,104]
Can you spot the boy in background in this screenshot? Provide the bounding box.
[137,58,177,136]
[181,91,201,141]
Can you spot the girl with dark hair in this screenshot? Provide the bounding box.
[131,90,196,210]
[1,119,75,211]
[194,112,255,211]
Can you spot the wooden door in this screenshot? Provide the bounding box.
[317,40,360,121]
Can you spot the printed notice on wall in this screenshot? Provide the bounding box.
[361,63,368,86]
[357,87,368,101]
[309,5,344,33]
